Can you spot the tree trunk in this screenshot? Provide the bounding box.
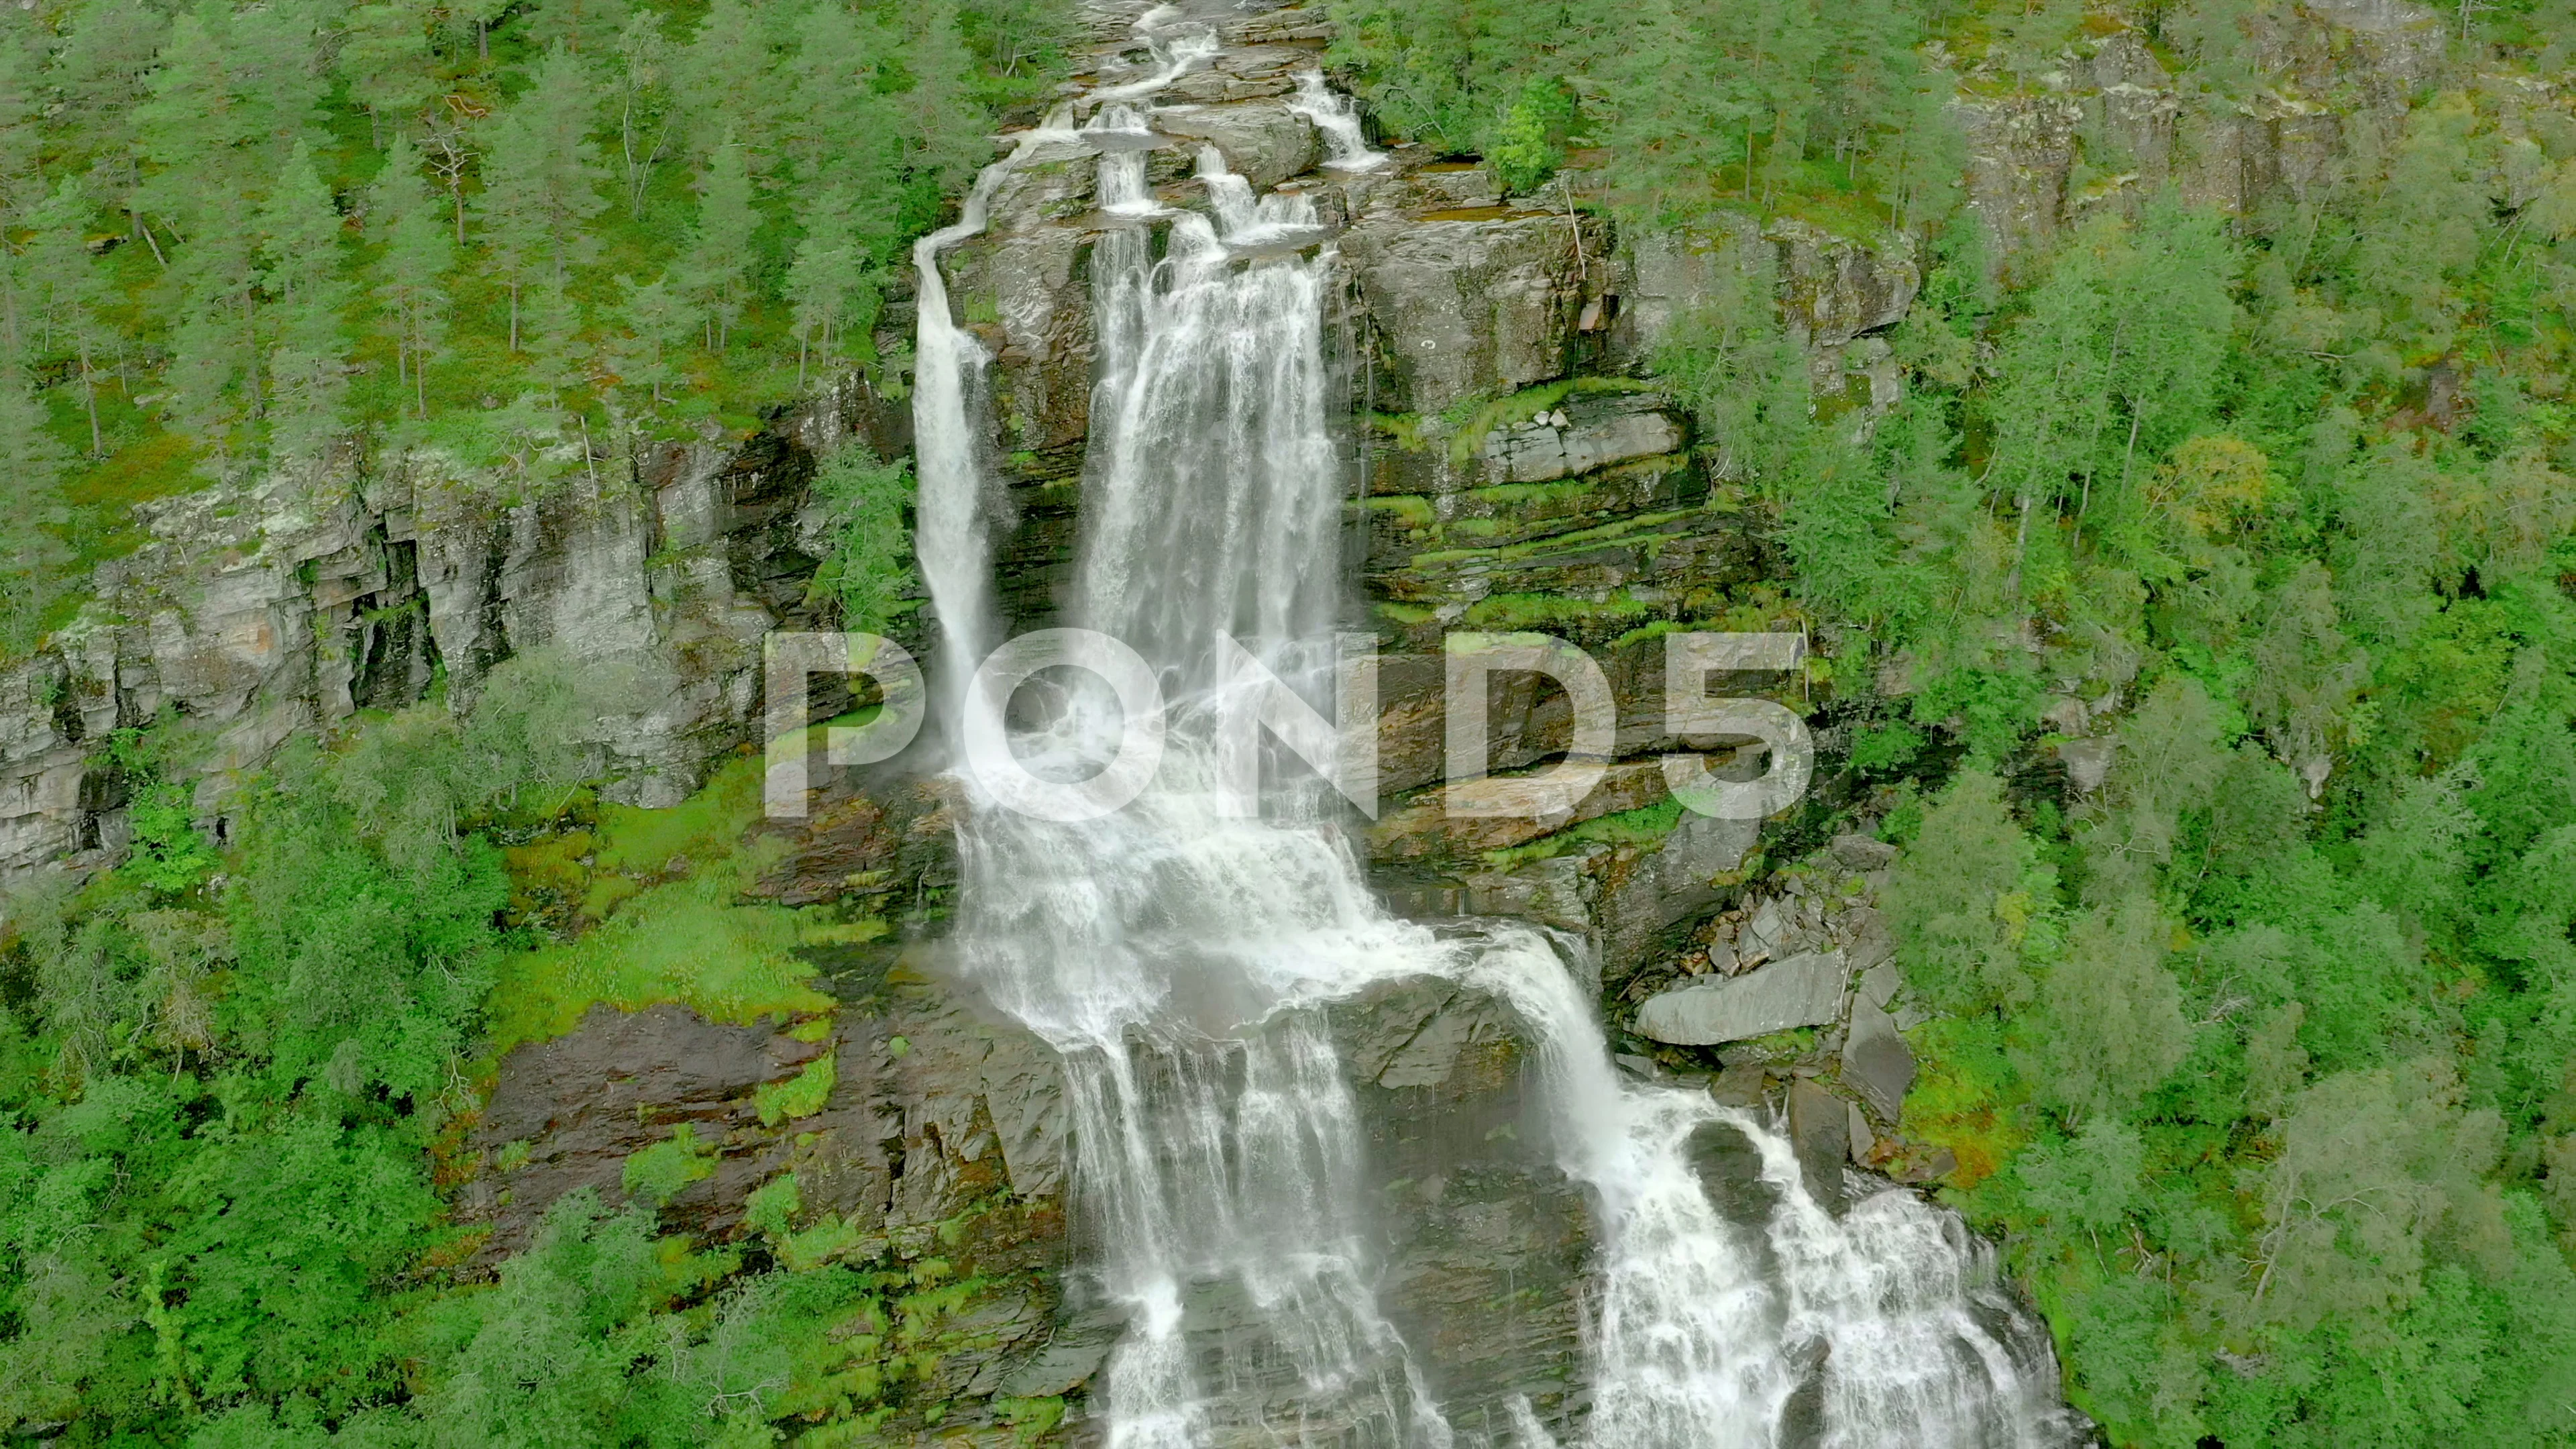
[78,340,101,458]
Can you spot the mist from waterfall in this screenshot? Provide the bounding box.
[909,11,2084,1446]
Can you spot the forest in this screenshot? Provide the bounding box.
[1324,0,2576,1440]
[1,0,2573,1443]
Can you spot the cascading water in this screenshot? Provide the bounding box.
[910,11,2084,1446]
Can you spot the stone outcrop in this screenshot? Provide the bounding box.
[1954,0,2445,261]
[0,378,909,888]
[1330,979,1594,1435]
[1634,948,1849,1046]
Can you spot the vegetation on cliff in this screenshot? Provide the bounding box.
[0,0,1074,657]
[7,0,2576,1443]
[1333,0,2576,1442]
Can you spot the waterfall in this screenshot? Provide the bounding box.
[1287,69,1388,171]
[908,15,2082,1446]
[910,105,1081,713]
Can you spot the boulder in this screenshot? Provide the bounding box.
[1152,100,1320,189]
[1633,949,1848,1046]
[1368,759,1672,862]
[1840,992,1915,1123]
[1829,833,1896,871]
[1786,1077,1850,1210]
[1475,392,1686,485]
[1341,207,1597,415]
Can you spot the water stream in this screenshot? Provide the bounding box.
[909,11,2082,1446]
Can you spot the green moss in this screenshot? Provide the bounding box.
[745,1171,802,1240]
[1364,494,1438,529]
[621,1122,719,1205]
[591,751,769,877]
[484,867,839,1057]
[1407,507,1696,567]
[1462,590,1654,631]
[1481,798,1687,869]
[755,1052,839,1126]
[1368,411,1430,450]
[1444,376,1660,465]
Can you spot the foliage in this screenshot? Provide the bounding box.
[804,443,917,637]
[0,0,1062,661]
[1314,1,2576,1436]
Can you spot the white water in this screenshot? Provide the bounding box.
[1287,69,1388,171]
[910,13,2080,1446]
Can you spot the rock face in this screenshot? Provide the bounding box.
[1340,207,1606,416]
[458,973,1085,1439]
[1955,2,2443,261]
[1330,979,1595,1434]
[0,378,910,888]
[1634,949,1849,1046]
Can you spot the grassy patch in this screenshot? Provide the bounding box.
[1482,798,1686,870]
[1462,589,1655,632]
[623,1122,720,1205]
[755,1053,839,1127]
[1901,1015,2032,1191]
[483,751,849,1059]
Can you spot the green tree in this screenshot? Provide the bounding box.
[370,136,456,417]
[0,374,70,653]
[22,179,115,458]
[474,43,607,350]
[1886,768,2050,1015]
[254,141,354,458]
[607,272,688,409]
[784,186,881,386]
[337,0,441,145]
[679,139,758,354]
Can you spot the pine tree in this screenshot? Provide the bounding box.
[894,0,989,201]
[781,0,900,209]
[0,36,45,221]
[677,0,781,174]
[0,373,72,653]
[474,44,608,349]
[526,0,633,56]
[679,139,757,354]
[256,141,353,458]
[23,179,114,457]
[370,137,455,417]
[785,185,881,386]
[337,0,441,145]
[607,272,687,409]
[519,278,587,415]
[52,0,173,256]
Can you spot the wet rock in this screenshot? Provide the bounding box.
[994,1301,1129,1399]
[1153,99,1319,189]
[1593,814,1765,983]
[1633,949,1847,1047]
[1331,978,1595,1429]
[1368,759,1673,862]
[1840,993,1915,1124]
[461,977,1069,1266]
[1786,1077,1850,1210]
